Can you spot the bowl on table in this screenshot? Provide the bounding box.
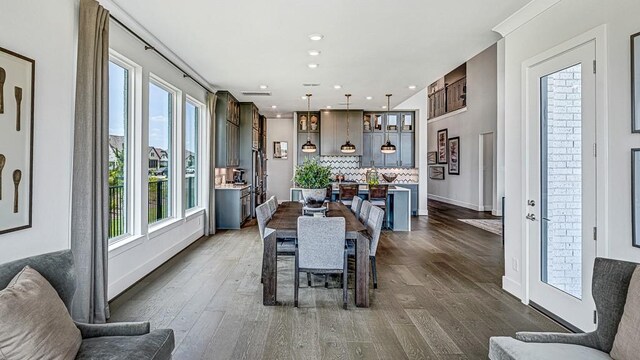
[381,173,398,183]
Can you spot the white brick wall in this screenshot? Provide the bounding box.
[543,64,582,298]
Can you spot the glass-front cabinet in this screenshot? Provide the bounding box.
[363,113,384,132]
[401,112,414,132]
[386,113,399,132]
[298,112,320,133]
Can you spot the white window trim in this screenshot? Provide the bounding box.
[185,96,205,213]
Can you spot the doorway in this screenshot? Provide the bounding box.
[479,132,495,212]
[525,40,597,331]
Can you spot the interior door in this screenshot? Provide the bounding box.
[526,40,597,331]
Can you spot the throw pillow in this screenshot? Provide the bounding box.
[611,265,640,360]
[0,266,82,359]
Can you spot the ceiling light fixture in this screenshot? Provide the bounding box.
[308,50,321,56]
[381,105,387,109]
[308,34,324,41]
[301,96,308,100]
[334,85,342,89]
[408,85,417,90]
[259,85,268,89]
[271,105,277,109]
[381,94,397,154]
[340,94,356,154]
[301,94,317,153]
[366,96,373,100]
[308,63,319,69]
[276,114,282,118]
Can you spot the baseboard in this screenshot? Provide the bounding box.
[481,205,493,212]
[428,194,481,211]
[418,209,429,216]
[502,276,523,301]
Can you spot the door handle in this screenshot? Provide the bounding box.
[526,213,537,221]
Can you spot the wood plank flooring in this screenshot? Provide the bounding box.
[109,200,565,359]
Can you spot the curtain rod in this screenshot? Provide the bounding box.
[109,14,214,94]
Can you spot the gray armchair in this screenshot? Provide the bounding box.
[489,257,639,359]
[0,250,174,360]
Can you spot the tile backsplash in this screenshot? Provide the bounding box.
[319,156,419,183]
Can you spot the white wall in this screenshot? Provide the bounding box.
[501,0,640,300]
[0,0,78,263]
[396,88,429,215]
[426,44,498,211]
[266,118,295,201]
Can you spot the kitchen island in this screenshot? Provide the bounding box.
[290,184,412,231]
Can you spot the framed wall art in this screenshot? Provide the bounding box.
[0,47,34,235]
[437,129,448,164]
[427,151,437,165]
[633,32,640,132]
[429,166,445,180]
[273,141,288,159]
[632,149,640,247]
[448,137,460,175]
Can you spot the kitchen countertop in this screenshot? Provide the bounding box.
[291,185,411,192]
[215,184,251,191]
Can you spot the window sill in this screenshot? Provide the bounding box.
[427,107,467,123]
[108,234,145,258]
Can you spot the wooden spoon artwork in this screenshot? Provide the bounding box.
[0,154,7,200]
[0,67,5,114]
[15,87,22,131]
[13,169,21,213]
[0,154,5,200]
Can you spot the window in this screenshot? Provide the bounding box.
[185,100,200,210]
[148,80,174,224]
[108,60,130,240]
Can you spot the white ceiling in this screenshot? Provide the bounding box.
[112,0,530,117]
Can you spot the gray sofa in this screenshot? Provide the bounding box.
[489,257,638,360]
[0,250,174,359]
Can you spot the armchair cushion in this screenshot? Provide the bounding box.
[610,266,640,360]
[489,337,611,360]
[0,266,82,360]
[75,329,174,360]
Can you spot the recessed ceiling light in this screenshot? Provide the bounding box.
[334,85,342,89]
[326,105,332,109]
[259,85,268,89]
[308,63,319,69]
[308,50,321,56]
[276,114,282,118]
[271,105,277,109]
[308,34,324,41]
[408,85,417,90]
[382,105,387,109]
[301,96,308,100]
[366,96,373,100]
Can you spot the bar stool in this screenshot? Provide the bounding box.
[338,184,359,207]
[368,184,389,229]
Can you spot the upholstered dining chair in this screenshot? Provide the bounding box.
[339,184,359,206]
[350,195,363,219]
[368,184,389,228]
[267,196,277,216]
[295,217,348,309]
[348,205,384,289]
[256,203,294,284]
[359,200,372,225]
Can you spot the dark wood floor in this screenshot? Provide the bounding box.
[109,200,564,359]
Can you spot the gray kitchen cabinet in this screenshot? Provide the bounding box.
[320,110,363,156]
[215,91,240,168]
[400,132,414,168]
[361,132,385,167]
[215,186,251,229]
[298,132,320,165]
[384,133,399,167]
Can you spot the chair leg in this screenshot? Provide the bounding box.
[343,252,348,309]
[325,274,329,288]
[295,253,299,307]
[307,272,312,287]
[371,256,378,289]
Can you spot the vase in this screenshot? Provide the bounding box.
[301,188,327,208]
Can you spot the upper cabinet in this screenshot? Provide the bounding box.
[428,63,467,119]
[298,111,320,133]
[215,91,240,168]
[361,111,415,168]
[320,110,364,156]
[297,111,321,165]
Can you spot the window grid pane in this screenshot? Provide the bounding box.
[185,102,199,209]
[108,61,129,240]
[148,82,173,224]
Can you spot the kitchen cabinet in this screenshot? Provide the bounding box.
[215,91,240,168]
[362,132,385,167]
[296,111,321,165]
[297,132,320,165]
[384,133,399,166]
[400,132,414,167]
[361,111,415,168]
[320,110,364,156]
[215,186,250,229]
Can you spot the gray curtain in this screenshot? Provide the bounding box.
[70,0,110,323]
[207,92,217,235]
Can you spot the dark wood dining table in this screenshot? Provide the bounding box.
[264,201,370,308]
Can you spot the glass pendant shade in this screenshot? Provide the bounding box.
[380,93,397,154]
[301,93,317,153]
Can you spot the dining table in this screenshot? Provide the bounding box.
[264,201,370,307]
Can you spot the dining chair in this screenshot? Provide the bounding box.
[325,185,333,202]
[359,200,372,225]
[351,195,363,219]
[368,184,389,228]
[295,217,348,309]
[267,196,277,216]
[338,184,359,206]
[348,205,384,289]
[256,203,294,284]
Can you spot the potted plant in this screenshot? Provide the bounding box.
[294,158,332,208]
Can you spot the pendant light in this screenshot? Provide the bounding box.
[340,94,356,154]
[301,93,317,153]
[381,93,397,154]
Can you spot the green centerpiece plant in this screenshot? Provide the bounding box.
[294,158,332,207]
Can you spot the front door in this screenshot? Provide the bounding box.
[526,40,597,331]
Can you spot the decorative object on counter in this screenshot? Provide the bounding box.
[381,173,397,183]
[335,172,345,182]
[366,168,379,185]
[294,158,332,208]
[299,115,307,131]
[437,129,448,163]
[632,149,640,247]
[427,151,437,165]
[273,141,288,159]
[448,136,460,175]
[380,94,397,154]
[429,166,445,180]
[0,67,5,113]
[340,94,356,154]
[0,46,34,234]
[301,94,317,153]
[310,114,318,131]
[633,32,640,132]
